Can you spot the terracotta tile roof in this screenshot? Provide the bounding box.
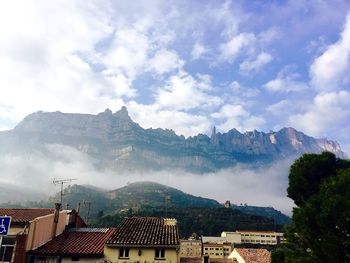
[235,248,271,263]
[30,228,117,256]
[0,208,54,224]
[106,217,179,247]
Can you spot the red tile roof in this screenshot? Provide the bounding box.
[106,217,179,247]
[235,248,271,263]
[30,228,117,256]
[0,208,54,224]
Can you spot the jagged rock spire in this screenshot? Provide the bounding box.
[211,126,217,145]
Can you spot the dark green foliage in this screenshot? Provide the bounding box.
[233,205,291,225]
[107,181,220,209]
[287,152,337,206]
[274,152,350,263]
[91,206,282,238]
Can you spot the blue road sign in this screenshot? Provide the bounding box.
[0,216,11,236]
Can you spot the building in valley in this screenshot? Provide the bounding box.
[202,242,233,259]
[237,231,285,245]
[180,239,202,258]
[201,236,235,259]
[104,217,180,263]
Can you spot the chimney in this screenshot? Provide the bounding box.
[163,218,177,226]
[51,203,61,238]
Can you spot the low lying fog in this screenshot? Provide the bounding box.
[0,144,295,215]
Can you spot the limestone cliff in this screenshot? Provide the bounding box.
[1,106,346,172]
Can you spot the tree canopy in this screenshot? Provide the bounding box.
[273,152,350,262]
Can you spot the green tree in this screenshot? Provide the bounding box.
[272,152,350,263]
[287,151,337,206]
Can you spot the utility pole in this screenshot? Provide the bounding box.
[53,178,76,208]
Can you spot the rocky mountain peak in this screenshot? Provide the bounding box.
[99,108,113,115]
[113,106,131,121]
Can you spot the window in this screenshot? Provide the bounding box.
[0,237,15,262]
[155,249,165,259]
[119,248,129,259]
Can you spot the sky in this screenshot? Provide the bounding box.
[1,0,350,154]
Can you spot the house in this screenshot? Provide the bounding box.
[228,248,271,263]
[0,207,55,263]
[202,242,233,259]
[220,233,241,244]
[180,239,202,258]
[104,217,180,263]
[28,228,116,263]
[201,236,234,258]
[0,205,86,263]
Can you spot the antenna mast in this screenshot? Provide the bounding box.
[53,178,76,208]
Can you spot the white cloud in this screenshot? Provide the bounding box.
[264,72,308,93]
[191,42,209,60]
[147,49,184,75]
[210,0,242,39]
[219,33,256,63]
[266,99,293,113]
[310,12,350,91]
[240,52,273,73]
[212,104,265,132]
[230,81,260,97]
[288,90,350,136]
[155,71,222,111]
[0,0,132,124]
[127,102,211,137]
[101,28,150,79]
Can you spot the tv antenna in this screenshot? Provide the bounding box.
[53,178,77,207]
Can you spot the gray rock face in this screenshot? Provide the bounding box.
[1,107,347,172]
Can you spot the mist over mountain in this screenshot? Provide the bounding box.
[0,106,346,172]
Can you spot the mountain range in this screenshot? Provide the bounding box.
[0,106,346,173]
[50,181,290,236]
